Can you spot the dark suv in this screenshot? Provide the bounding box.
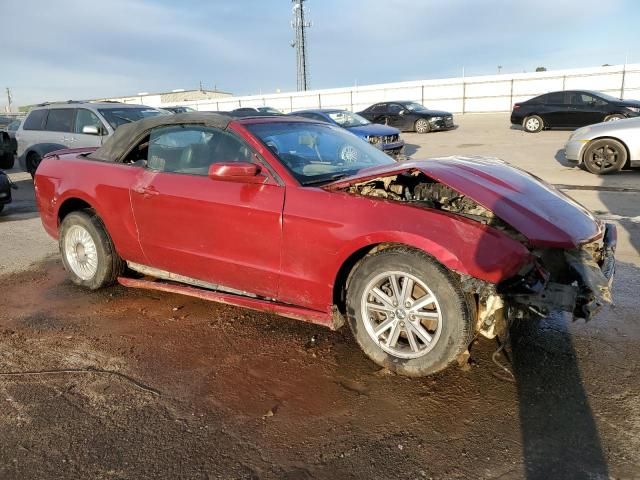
[511,90,640,133]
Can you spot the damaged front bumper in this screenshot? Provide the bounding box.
[474,223,616,338]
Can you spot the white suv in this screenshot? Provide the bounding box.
[16,101,165,176]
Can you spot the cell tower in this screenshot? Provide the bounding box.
[291,0,311,91]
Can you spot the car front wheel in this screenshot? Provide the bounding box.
[582,138,627,175]
[346,247,474,377]
[523,115,544,133]
[604,114,624,122]
[59,211,124,290]
[415,118,431,133]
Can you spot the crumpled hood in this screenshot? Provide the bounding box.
[346,123,400,138]
[325,156,602,248]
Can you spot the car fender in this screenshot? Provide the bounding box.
[331,225,531,288]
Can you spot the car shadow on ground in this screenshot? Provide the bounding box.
[511,316,609,479]
[554,148,578,168]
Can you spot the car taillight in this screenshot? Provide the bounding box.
[513,104,520,110]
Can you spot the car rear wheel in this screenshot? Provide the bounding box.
[346,247,473,377]
[523,115,544,133]
[26,152,41,178]
[604,114,624,122]
[59,211,125,290]
[415,118,431,134]
[582,138,627,175]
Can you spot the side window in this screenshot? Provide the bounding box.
[370,103,386,113]
[545,92,566,105]
[23,109,48,130]
[44,109,74,132]
[300,112,328,122]
[147,125,255,175]
[388,104,403,114]
[75,109,105,134]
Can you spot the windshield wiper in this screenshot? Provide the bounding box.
[301,173,349,186]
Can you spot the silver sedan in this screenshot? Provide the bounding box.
[565,117,640,174]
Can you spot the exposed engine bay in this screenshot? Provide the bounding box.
[340,170,616,339]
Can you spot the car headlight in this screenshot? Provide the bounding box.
[430,117,442,122]
[627,106,640,113]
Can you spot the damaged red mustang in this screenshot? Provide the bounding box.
[34,113,616,376]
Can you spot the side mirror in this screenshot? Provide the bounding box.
[82,125,100,135]
[399,109,406,115]
[208,162,266,184]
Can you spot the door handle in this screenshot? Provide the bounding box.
[133,186,160,198]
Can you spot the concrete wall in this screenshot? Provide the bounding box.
[164,63,640,114]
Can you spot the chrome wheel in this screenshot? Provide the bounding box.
[64,224,98,280]
[360,271,443,359]
[605,115,622,122]
[415,119,430,133]
[524,117,540,131]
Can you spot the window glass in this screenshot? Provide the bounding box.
[388,104,403,114]
[545,92,566,105]
[44,109,74,132]
[98,107,164,129]
[573,93,605,106]
[75,109,104,134]
[23,109,48,130]
[369,104,386,113]
[147,126,253,175]
[327,111,369,127]
[7,120,20,131]
[299,112,329,122]
[246,122,395,185]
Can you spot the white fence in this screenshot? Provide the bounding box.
[162,63,640,114]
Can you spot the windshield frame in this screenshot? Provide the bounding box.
[245,120,395,186]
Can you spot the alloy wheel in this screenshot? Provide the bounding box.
[360,271,443,359]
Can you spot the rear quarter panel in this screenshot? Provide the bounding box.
[35,155,146,264]
[278,187,531,312]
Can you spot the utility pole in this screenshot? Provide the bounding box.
[291,0,311,91]
[5,87,12,113]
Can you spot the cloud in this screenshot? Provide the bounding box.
[1,0,638,109]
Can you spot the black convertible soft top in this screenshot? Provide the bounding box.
[88,112,232,162]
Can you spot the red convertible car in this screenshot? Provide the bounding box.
[34,113,616,376]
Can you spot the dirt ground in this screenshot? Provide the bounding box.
[1,114,639,479]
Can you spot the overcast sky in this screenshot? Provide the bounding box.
[2,0,639,108]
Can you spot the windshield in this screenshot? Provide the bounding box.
[591,91,622,102]
[98,107,165,129]
[257,107,282,114]
[405,102,427,111]
[327,111,370,127]
[246,122,395,185]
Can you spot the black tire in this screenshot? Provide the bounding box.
[582,138,627,175]
[59,210,125,290]
[604,114,625,122]
[346,247,474,377]
[414,118,431,134]
[523,115,544,133]
[26,151,41,178]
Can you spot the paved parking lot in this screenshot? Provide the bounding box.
[0,113,638,479]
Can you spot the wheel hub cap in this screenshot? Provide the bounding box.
[64,225,98,281]
[361,271,442,359]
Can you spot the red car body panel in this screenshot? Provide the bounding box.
[326,157,601,249]
[35,116,599,324]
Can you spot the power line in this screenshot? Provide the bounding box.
[291,0,311,91]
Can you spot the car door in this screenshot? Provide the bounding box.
[541,92,571,127]
[386,103,406,128]
[42,108,76,147]
[366,103,388,124]
[129,124,285,298]
[566,92,606,126]
[70,108,107,148]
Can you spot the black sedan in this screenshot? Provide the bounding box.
[511,90,640,133]
[358,101,454,133]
